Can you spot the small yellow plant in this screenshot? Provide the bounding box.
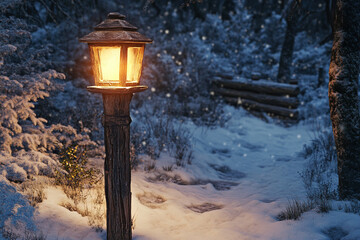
[56,145,100,190]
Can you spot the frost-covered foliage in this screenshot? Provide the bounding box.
[0,2,100,156]
[300,117,338,205]
[0,150,58,182]
[131,112,193,167]
[0,177,38,239]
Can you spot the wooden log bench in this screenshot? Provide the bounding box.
[213,78,300,120]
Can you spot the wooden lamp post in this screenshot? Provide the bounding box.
[79,12,152,240]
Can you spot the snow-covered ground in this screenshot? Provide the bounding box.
[2,106,360,240]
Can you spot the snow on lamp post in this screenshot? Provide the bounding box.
[79,12,152,240]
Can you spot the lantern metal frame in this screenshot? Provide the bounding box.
[79,12,152,92]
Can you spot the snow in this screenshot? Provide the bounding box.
[0,178,36,238]
[10,106,357,240]
[130,107,314,240]
[34,187,105,240]
[0,151,58,182]
[3,1,355,239]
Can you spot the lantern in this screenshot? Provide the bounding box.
[80,12,152,92]
[79,13,152,240]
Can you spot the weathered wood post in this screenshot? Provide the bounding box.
[102,93,132,239]
[79,12,152,239]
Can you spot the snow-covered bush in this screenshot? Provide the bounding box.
[300,118,338,210]
[0,4,97,156]
[0,178,40,239]
[56,145,100,190]
[131,112,193,167]
[0,150,59,183]
[277,199,314,221]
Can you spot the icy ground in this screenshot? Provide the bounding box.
[4,106,360,240]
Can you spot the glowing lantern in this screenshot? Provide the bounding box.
[79,13,153,239]
[80,12,152,90]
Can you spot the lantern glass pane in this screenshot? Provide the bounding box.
[91,46,121,85]
[127,46,144,84]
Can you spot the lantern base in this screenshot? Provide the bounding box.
[87,85,148,94]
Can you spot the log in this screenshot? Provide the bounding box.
[251,72,261,80]
[289,78,298,85]
[214,79,300,97]
[224,97,298,119]
[216,73,234,80]
[215,88,299,108]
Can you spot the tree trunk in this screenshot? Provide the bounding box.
[277,18,297,82]
[102,93,133,239]
[329,0,360,199]
[277,0,301,83]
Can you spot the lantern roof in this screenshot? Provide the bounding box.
[79,12,152,44]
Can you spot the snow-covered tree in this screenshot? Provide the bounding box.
[0,2,95,156]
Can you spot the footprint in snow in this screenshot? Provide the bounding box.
[137,192,166,209]
[147,173,239,191]
[275,156,292,162]
[187,202,223,213]
[211,147,231,157]
[322,226,347,240]
[241,142,265,151]
[209,163,246,180]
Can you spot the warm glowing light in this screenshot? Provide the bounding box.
[91,46,121,85]
[95,47,120,83]
[127,47,144,84]
[90,45,144,86]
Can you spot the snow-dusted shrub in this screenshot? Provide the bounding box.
[5,163,28,183]
[0,179,39,239]
[58,182,106,231]
[12,150,58,177]
[277,199,314,221]
[2,225,46,240]
[56,145,100,190]
[131,111,193,166]
[20,180,47,207]
[0,2,97,160]
[0,150,59,183]
[300,119,338,208]
[344,200,360,215]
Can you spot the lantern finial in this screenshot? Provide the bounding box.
[107,12,126,20]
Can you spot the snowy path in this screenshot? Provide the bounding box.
[33,107,360,240]
[131,108,360,240]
